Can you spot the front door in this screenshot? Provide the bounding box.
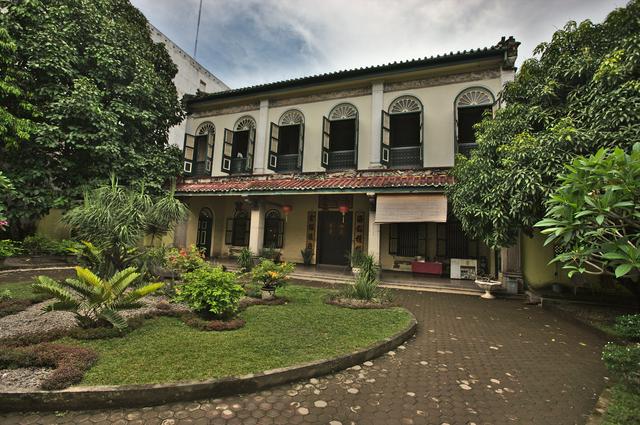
[196,210,213,257]
[317,211,353,265]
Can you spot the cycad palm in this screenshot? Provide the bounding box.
[33,266,163,329]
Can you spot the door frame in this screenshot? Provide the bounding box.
[196,208,214,257]
[316,210,353,266]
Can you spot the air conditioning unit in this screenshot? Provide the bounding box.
[450,258,477,280]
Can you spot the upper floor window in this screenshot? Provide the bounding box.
[321,103,358,170]
[222,116,256,175]
[183,122,215,177]
[381,96,423,169]
[455,88,494,157]
[268,110,305,173]
[263,209,284,249]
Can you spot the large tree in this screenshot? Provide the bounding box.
[0,0,184,238]
[447,0,640,248]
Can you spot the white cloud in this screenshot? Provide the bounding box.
[132,0,628,88]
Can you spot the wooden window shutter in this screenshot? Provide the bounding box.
[224,218,233,245]
[183,134,196,175]
[206,133,214,173]
[353,116,359,167]
[245,128,255,172]
[321,116,330,168]
[221,129,234,174]
[380,110,390,167]
[297,123,304,170]
[419,111,424,162]
[267,122,279,171]
[389,223,398,255]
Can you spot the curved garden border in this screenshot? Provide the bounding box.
[0,312,417,412]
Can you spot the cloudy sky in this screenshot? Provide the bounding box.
[131,0,627,89]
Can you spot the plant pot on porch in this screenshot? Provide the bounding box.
[351,267,361,275]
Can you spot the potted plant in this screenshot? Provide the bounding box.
[349,248,366,275]
[300,247,313,266]
[251,259,295,299]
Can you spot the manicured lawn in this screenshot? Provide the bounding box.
[0,281,40,300]
[603,384,640,425]
[63,284,412,385]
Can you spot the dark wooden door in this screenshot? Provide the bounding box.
[196,210,213,257]
[317,211,353,265]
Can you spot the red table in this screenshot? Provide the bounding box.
[411,261,443,276]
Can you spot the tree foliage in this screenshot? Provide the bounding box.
[448,1,640,248]
[64,178,187,276]
[0,0,184,238]
[536,144,640,281]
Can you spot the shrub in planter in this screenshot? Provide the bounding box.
[237,247,254,273]
[614,314,640,341]
[33,266,164,330]
[251,259,295,299]
[165,245,206,274]
[173,265,244,319]
[602,342,640,390]
[0,343,98,390]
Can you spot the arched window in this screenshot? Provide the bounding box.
[321,103,359,170]
[225,211,250,247]
[183,121,215,176]
[263,209,284,249]
[381,95,423,168]
[267,110,305,173]
[455,87,494,156]
[196,208,214,257]
[222,116,256,175]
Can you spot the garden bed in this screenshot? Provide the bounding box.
[45,284,412,386]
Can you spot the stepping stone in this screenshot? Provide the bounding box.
[459,384,472,390]
[406,392,416,397]
[297,407,309,415]
[347,388,359,394]
[363,361,374,367]
[314,400,327,408]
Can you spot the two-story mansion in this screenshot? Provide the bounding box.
[174,37,520,282]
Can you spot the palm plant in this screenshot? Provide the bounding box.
[33,266,164,329]
[344,255,383,301]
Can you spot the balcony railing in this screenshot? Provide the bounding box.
[327,150,356,170]
[390,146,421,169]
[276,154,300,173]
[193,161,210,177]
[230,158,248,175]
[457,143,477,158]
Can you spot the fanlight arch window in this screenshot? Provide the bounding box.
[222,116,256,175]
[455,87,495,155]
[234,116,256,131]
[278,109,304,126]
[320,103,359,170]
[183,122,215,177]
[268,111,305,172]
[381,95,423,168]
[263,209,284,249]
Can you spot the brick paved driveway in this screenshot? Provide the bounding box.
[0,289,607,425]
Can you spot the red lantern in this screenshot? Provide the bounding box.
[338,204,349,223]
[281,205,292,222]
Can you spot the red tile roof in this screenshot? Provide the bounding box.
[176,170,452,195]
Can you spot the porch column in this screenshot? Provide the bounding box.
[367,194,381,264]
[254,99,270,174]
[369,82,384,167]
[248,200,265,254]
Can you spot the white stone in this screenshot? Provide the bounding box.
[459,384,472,390]
[399,345,406,350]
[490,346,499,350]
[351,365,362,371]
[420,361,428,365]
[221,410,234,419]
[309,378,319,384]
[287,390,298,397]
[347,388,359,394]
[314,400,328,408]
[406,392,416,397]
[490,379,501,384]
[313,389,320,395]
[329,422,343,425]
[297,407,309,415]
[363,361,374,367]
[387,351,396,356]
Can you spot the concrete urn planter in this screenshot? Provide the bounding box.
[261,289,275,300]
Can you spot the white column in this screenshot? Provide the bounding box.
[370,82,384,167]
[248,201,265,254]
[253,99,270,174]
[367,210,381,265]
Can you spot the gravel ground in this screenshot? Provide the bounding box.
[0,368,52,391]
[0,296,188,341]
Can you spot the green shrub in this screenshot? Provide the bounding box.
[33,266,163,329]
[180,313,245,331]
[614,315,640,341]
[300,247,313,266]
[165,245,205,274]
[603,384,640,425]
[237,247,254,273]
[349,248,367,268]
[602,342,640,390]
[342,255,385,301]
[174,265,244,319]
[251,259,295,295]
[21,234,77,256]
[259,247,281,262]
[0,289,12,301]
[0,239,23,260]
